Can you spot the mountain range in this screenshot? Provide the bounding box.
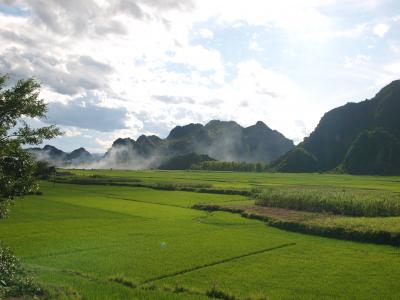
[28,120,294,169]
[28,146,95,166]
[103,120,294,169]
[28,80,400,175]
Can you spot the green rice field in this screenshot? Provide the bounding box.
[1,170,400,299]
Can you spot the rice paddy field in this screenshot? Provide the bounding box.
[1,170,400,299]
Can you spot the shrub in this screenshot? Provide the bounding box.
[55,175,143,186]
[34,160,56,179]
[0,198,12,219]
[109,275,137,288]
[43,284,82,299]
[191,161,268,172]
[151,182,212,190]
[0,244,43,298]
[206,286,237,300]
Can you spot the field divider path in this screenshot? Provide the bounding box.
[64,186,196,209]
[139,242,296,286]
[104,195,191,209]
[66,185,244,210]
[27,263,107,284]
[23,245,114,260]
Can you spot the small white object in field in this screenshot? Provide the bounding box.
[160,242,167,248]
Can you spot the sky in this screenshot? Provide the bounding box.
[1,0,400,153]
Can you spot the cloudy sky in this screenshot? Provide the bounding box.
[1,0,400,153]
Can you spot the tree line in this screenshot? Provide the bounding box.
[191,160,269,172]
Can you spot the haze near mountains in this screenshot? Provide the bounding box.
[30,120,294,169]
[29,80,400,175]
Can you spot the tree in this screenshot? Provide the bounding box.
[0,74,61,217]
[34,160,56,180]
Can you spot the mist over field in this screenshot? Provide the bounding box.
[29,120,295,170]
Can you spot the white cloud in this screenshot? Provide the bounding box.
[249,36,262,51]
[383,61,400,73]
[381,61,400,82]
[333,23,367,39]
[63,127,83,137]
[198,28,213,39]
[1,0,399,151]
[225,60,320,142]
[391,15,400,22]
[192,0,336,42]
[389,42,400,54]
[169,44,224,76]
[372,23,390,38]
[344,54,371,68]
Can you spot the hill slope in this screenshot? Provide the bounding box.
[272,80,400,174]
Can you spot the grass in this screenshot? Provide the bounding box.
[193,203,400,246]
[302,214,400,238]
[63,169,400,192]
[252,186,400,216]
[0,172,400,299]
[54,173,252,197]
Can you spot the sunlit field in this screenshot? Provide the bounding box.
[1,170,400,299]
